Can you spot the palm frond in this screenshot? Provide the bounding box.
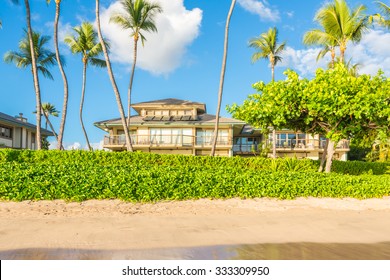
[89,57,107,68]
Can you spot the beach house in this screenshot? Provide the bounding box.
[0,112,53,150]
[94,98,349,160]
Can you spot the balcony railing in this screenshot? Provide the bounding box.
[266,139,349,150]
[104,135,232,147]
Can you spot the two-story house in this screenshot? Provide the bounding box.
[94,98,349,160]
[0,112,53,150]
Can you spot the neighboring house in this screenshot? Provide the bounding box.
[94,98,349,160]
[0,112,53,150]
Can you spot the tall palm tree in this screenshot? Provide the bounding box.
[96,0,133,152]
[210,0,236,156]
[64,22,106,151]
[47,0,69,151]
[249,27,286,158]
[308,0,369,63]
[24,0,42,149]
[110,0,162,127]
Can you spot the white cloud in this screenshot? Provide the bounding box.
[348,29,390,76]
[280,46,329,77]
[66,142,82,150]
[280,29,390,77]
[237,0,280,22]
[90,141,108,151]
[99,0,202,75]
[49,140,107,151]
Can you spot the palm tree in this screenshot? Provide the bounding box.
[64,22,106,151]
[304,30,338,68]
[375,1,390,27]
[47,0,69,151]
[210,0,236,156]
[110,0,162,128]
[33,103,62,148]
[4,30,57,79]
[96,0,133,152]
[24,0,42,149]
[249,27,286,158]
[308,0,369,63]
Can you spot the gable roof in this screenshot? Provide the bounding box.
[0,112,54,136]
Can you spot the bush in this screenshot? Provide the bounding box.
[0,149,389,202]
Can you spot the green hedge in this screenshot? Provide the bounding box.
[0,149,389,202]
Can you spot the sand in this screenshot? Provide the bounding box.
[1,197,390,251]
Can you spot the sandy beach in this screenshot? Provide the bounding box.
[1,197,390,254]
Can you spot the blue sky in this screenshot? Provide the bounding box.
[1,0,389,149]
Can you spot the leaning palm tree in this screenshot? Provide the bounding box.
[210,0,236,156]
[304,29,338,68]
[33,103,62,147]
[96,0,133,152]
[110,0,162,127]
[249,27,286,158]
[47,0,69,151]
[64,22,106,151]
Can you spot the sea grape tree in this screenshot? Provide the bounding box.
[228,63,390,172]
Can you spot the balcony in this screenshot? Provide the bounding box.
[267,139,349,150]
[104,134,232,148]
[233,139,349,154]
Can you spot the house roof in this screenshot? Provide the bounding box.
[94,113,246,130]
[131,98,207,114]
[0,112,54,136]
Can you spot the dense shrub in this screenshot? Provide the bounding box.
[0,149,389,202]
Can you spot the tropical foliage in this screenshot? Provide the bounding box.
[0,150,389,202]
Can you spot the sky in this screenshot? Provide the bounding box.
[1,0,390,150]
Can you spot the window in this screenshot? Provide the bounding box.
[0,126,12,139]
[196,129,228,145]
[150,128,193,145]
[271,132,307,148]
[31,133,36,144]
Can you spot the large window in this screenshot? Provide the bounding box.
[270,132,307,148]
[0,126,12,139]
[233,137,260,152]
[196,129,228,145]
[150,128,192,145]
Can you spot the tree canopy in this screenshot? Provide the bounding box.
[227,63,390,171]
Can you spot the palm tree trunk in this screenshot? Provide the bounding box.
[271,63,276,158]
[54,0,69,151]
[95,0,133,152]
[272,129,276,158]
[210,0,236,156]
[127,36,138,127]
[318,138,329,172]
[80,62,92,151]
[42,110,60,145]
[25,0,42,150]
[324,139,335,173]
[330,47,335,68]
